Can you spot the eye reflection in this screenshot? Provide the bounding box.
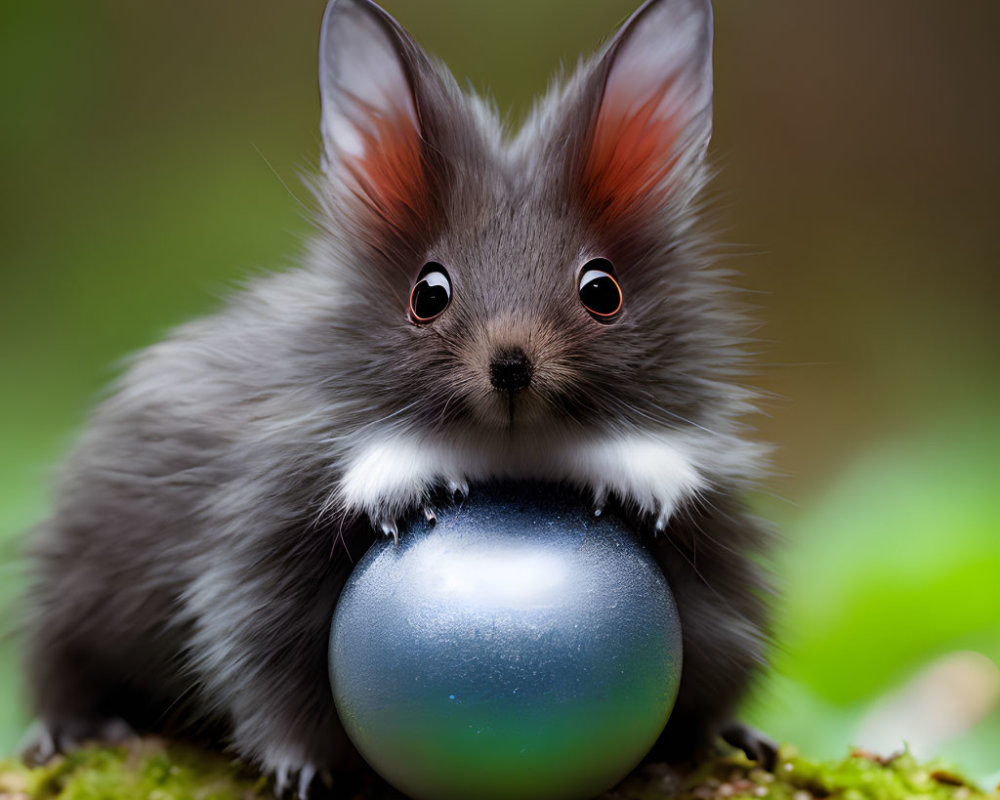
[578,258,622,320]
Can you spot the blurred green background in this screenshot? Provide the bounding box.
[2,0,998,785]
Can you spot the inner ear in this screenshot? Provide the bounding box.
[570,0,714,240]
[318,0,439,250]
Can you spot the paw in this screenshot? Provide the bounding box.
[720,720,778,771]
[20,716,135,765]
[269,760,339,800]
[371,476,469,544]
[268,759,407,800]
[573,433,705,531]
[340,434,471,540]
[587,483,680,533]
[652,500,676,532]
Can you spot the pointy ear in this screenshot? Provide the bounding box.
[571,0,714,239]
[318,0,440,253]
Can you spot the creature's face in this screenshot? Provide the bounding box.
[409,183,623,431]
[312,0,733,441]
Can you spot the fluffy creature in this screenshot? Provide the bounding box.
[21,0,775,796]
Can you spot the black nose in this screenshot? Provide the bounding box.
[489,347,533,393]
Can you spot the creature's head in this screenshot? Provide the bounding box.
[310,0,745,443]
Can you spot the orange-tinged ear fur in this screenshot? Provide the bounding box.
[339,105,432,246]
[579,81,683,236]
[318,0,442,257]
[573,0,713,242]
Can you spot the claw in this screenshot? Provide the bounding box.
[269,762,329,800]
[591,486,607,518]
[274,764,293,798]
[297,763,317,800]
[449,479,469,503]
[423,505,437,525]
[654,505,673,533]
[380,520,399,545]
[721,721,779,771]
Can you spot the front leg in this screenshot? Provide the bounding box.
[550,434,775,765]
[338,435,469,540]
[563,432,707,530]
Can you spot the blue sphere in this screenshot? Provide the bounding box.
[329,482,682,800]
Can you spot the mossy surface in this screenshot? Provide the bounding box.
[0,739,267,800]
[0,740,996,800]
[607,747,1000,800]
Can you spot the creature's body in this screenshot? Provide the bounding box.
[22,0,774,796]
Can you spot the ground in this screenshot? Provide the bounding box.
[0,740,996,800]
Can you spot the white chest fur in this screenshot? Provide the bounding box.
[336,426,749,531]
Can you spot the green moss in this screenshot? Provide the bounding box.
[609,747,1000,800]
[0,739,268,800]
[1,741,996,800]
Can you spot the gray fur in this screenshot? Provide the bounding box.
[21,0,774,794]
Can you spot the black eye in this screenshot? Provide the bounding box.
[409,262,452,323]
[578,258,622,321]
